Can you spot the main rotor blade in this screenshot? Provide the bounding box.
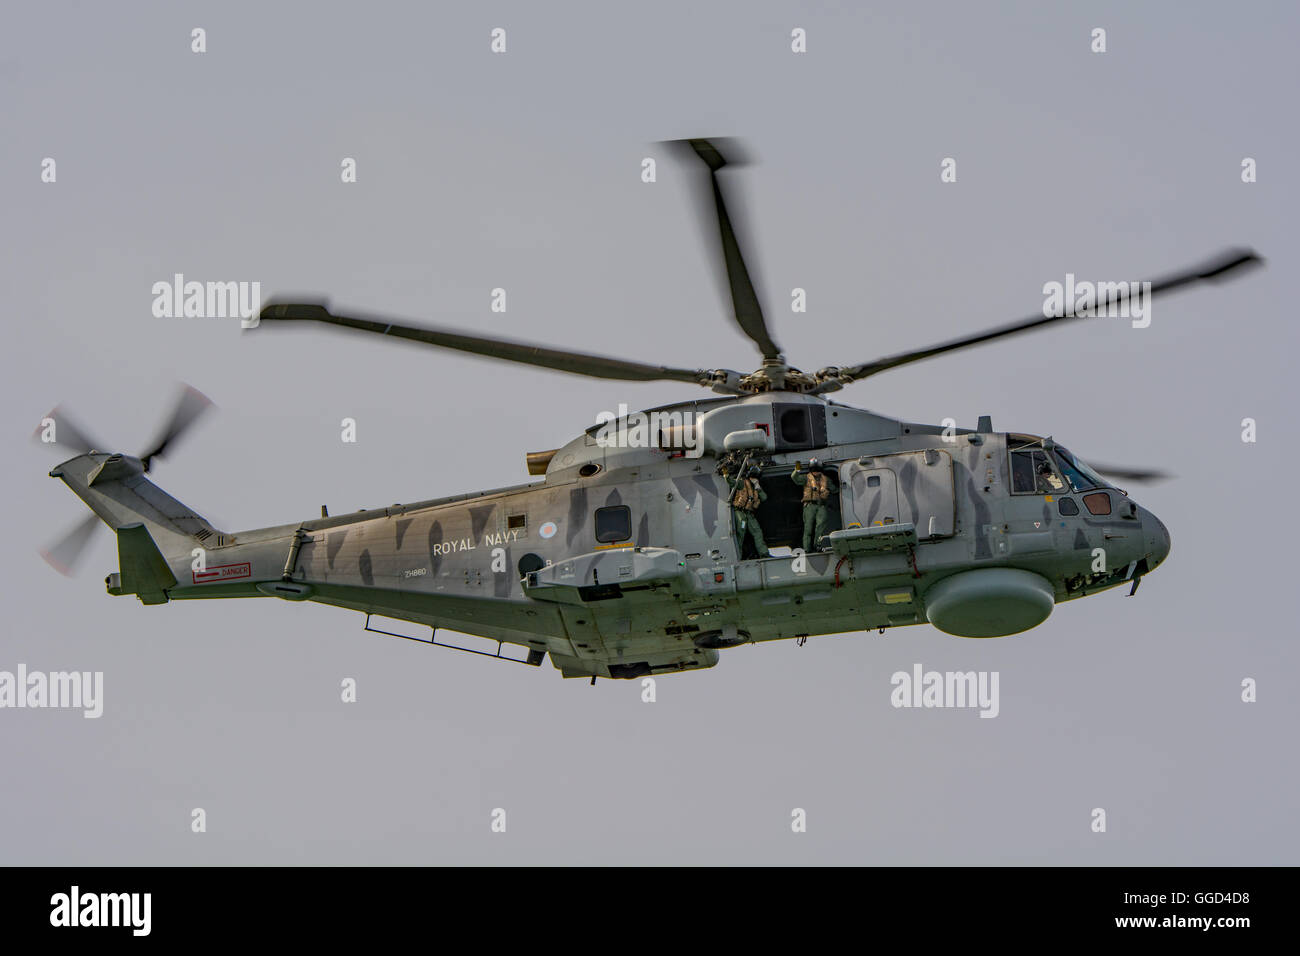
[829,248,1263,384]
[256,302,714,386]
[39,513,101,576]
[34,406,105,456]
[1091,464,1173,484]
[140,384,214,470]
[670,138,783,361]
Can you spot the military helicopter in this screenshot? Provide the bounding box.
[41,139,1262,681]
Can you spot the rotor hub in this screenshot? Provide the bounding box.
[732,361,818,394]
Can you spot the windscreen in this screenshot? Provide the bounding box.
[1051,445,1112,493]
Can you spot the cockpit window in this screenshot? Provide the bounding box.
[1050,445,1111,493]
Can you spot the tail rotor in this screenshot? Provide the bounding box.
[36,384,215,575]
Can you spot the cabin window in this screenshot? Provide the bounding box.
[1058,497,1079,516]
[867,475,881,487]
[594,505,632,543]
[507,514,526,530]
[1010,448,1064,495]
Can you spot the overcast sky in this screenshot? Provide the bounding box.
[2,0,1296,864]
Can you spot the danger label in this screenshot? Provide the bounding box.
[193,562,251,584]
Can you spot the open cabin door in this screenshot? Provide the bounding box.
[840,449,955,540]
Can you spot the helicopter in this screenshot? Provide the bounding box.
[40,139,1262,681]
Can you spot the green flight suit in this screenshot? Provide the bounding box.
[726,472,769,559]
[792,467,839,552]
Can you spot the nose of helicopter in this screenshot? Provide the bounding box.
[1143,510,1171,570]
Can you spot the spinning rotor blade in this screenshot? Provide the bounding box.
[33,406,106,456]
[257,302,715,386]
[669,138,783,361]
[827,248,1263,385]
[140,384,214,470]
[39,385,218,575]
[1091,464,1173,484]
[39,513,101,576]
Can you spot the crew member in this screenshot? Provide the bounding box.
[724,461,770,559]
[1036,460,1064,494]
[792,458,838,552]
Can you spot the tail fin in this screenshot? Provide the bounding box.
[110,523,179,605]
[50,452,221,557]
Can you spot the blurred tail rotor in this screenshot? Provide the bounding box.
[36,384,215,574]
[39,513,101,576]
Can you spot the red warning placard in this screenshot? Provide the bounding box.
[193,562,251,584]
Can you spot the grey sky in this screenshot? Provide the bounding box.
[2,1,1296,864]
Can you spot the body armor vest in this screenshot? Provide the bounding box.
[802,471,830,503]
[731,478,761,511]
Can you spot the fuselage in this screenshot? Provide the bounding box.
[134,391,1170,679]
